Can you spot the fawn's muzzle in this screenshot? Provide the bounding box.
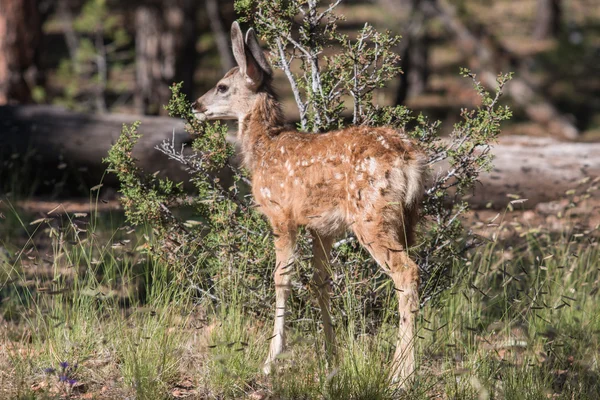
[191,101,208,121]
[192,101,207,113]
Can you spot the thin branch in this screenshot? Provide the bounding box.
[316,0,343,24]
[154,131,247,209]
[276,38,308,130]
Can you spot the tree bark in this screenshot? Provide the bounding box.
[134,0,198,115]
[0,0,42,105]
[533,0,561,40]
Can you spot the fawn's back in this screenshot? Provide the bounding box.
[251,125,425,241]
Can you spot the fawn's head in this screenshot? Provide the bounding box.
[192,22,273,122]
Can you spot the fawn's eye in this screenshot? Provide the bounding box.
[217,84,228,93]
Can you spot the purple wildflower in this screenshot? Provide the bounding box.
[59,374,68,382]
[43,367,56,374]
[59,361,69,369]
[67,378,77,386]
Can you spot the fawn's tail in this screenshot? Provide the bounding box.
[404,153,427,209]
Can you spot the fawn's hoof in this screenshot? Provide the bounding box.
[390,371,412,391]
[262,360,272,375]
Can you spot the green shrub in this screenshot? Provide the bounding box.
[105,1,511,316]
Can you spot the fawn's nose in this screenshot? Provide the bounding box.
[192,101,207,113]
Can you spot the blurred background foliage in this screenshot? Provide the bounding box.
[0,0,599,138]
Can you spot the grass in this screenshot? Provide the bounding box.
[0,195,599,399]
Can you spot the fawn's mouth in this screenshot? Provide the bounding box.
[193,111,208,121]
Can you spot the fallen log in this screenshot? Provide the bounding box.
[0,104,191,193]
[457,136,600,208]
[1,106,597,209]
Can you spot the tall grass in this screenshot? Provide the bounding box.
[0,197,598,399]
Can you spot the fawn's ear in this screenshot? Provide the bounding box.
[231,21,246,71]
[231,21,263,87]
[245,28,272,76]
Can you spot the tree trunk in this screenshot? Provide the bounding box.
[0,0,42,105]
[378,0,431,105]
[533,0,561,40]
[397,24,430,104]
[134,0,197,115]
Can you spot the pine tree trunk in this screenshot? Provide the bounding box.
[134,0,197,115]
[379,0,431,105]
[0,0,41,105]
[397,24,430,104]
[533,0,561,40]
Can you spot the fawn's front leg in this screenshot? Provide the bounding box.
[263,227,297,374]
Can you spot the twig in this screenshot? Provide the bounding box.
[276,38,308,129]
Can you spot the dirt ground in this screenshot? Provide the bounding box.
[11,193,600,243]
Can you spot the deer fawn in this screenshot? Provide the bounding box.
[193,22,426,385]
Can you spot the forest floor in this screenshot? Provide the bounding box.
[0,191,598,399]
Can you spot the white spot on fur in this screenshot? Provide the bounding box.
[374,178,387,190]
[377,135,390,149]
[280,146,285,154]
[368,158,378,174]
[260,187,272,199]
[334,173,343,180]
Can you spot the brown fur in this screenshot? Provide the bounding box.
[193,22,426,386]
[243,91,424,249]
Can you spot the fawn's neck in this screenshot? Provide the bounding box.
[239,89,285,172]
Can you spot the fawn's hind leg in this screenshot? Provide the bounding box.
[264,224,297,374]
[353,223,419,387]
[310,232,336,362]
[388,263,419,385]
